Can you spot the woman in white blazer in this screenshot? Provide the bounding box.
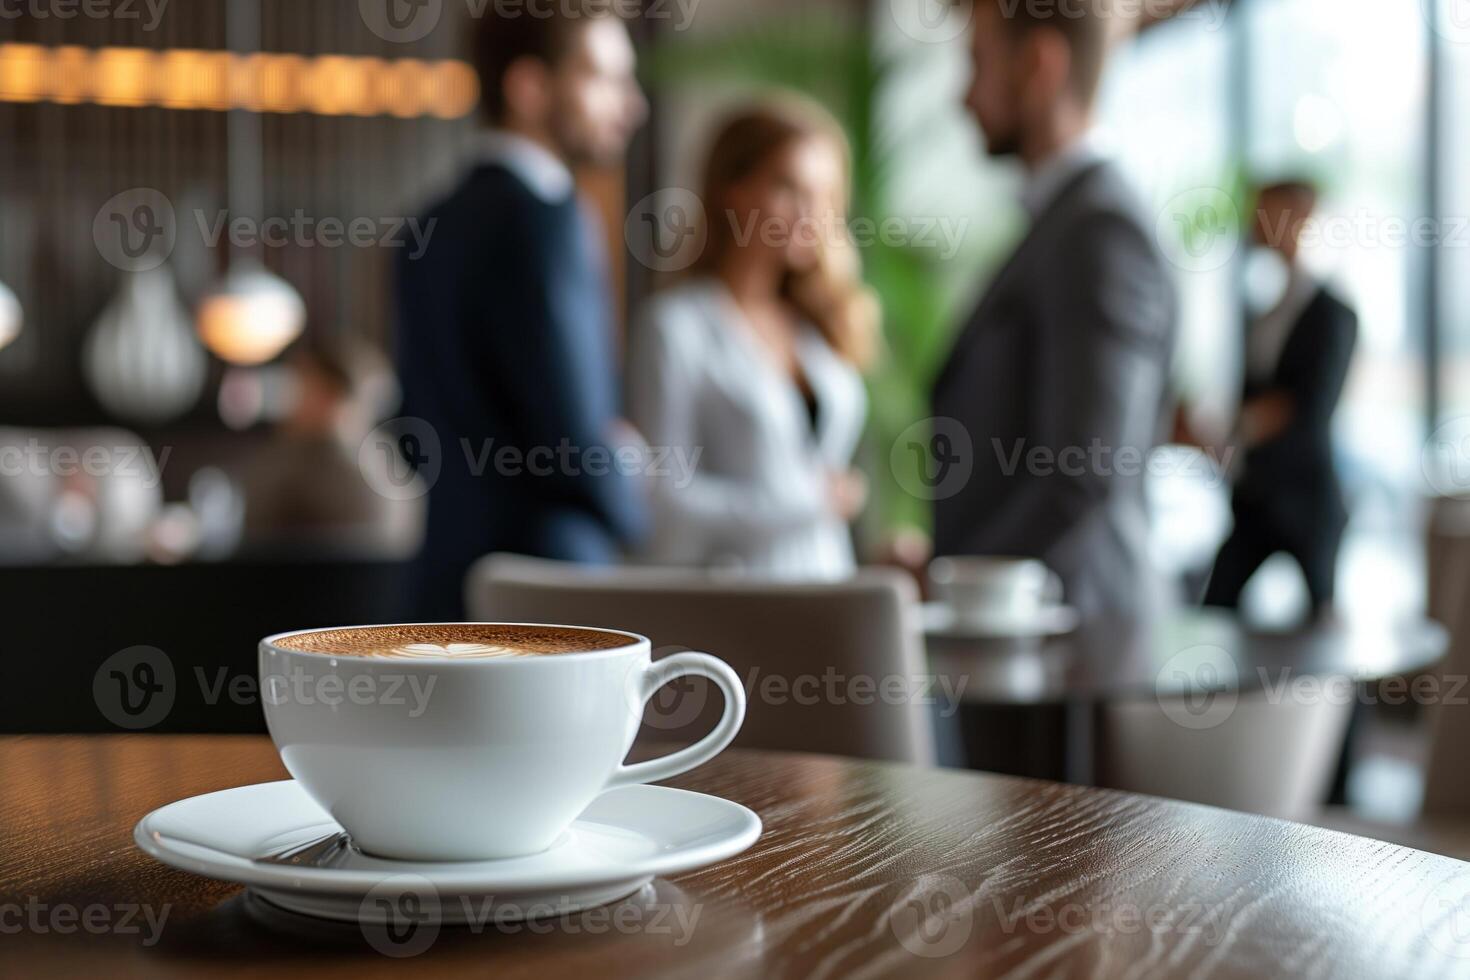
[628,99,879,578]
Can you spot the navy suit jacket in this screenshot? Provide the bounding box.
[395,164,646,618]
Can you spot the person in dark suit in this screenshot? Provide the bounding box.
[930,1,1178,619]
[1204,180,1357,614]
[395,4,649,619]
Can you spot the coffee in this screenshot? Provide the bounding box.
[261,621,746,860]
[272,623,633,660]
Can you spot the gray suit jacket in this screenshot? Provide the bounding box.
[931,161,1177,618]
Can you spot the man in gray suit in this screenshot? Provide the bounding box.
[931,1,1177,618]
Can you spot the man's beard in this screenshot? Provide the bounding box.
[551,114,623,171]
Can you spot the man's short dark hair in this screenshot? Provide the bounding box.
[471,2,614,124]
[985,0,1112,105]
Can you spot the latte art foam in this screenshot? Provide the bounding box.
[271,624,636,659]
[368,642,539,660]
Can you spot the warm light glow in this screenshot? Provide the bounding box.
[197,266,306,367]
[0,43,478,118]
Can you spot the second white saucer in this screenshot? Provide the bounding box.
[135,779,761,924]
[922,601,1080,639]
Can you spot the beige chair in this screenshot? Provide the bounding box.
[1308,498,1470,858]
[1422,497,1470,822]
[1097,689,1353,820]
[465,554,936,765]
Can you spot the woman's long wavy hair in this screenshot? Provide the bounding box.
[692,98,881,370]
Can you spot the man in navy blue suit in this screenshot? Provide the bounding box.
[396,3,649,618]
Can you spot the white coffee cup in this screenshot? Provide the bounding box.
[927,556,1062,626]
[260,622,745,862]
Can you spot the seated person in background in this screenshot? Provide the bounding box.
[628,99,878,578]
[229,341,424,559]
[0,427,162,564]
[396,2,648,617]
[1203,180,1357,615]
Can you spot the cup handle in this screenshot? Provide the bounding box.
[605,652,746,790]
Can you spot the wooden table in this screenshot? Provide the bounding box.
[925,609,1449,782]
[4,735,1469,978]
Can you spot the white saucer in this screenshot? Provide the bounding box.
[135,780,761,924]
[922,601,1080,639]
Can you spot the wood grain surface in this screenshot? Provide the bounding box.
[3,735,1469,978]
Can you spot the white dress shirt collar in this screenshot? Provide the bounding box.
[1020,134,1104,219]
[478,129,575,203]
[1247,261,1319,383]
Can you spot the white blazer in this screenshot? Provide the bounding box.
[627,278,868,578]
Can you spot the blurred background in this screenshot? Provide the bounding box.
[2,0,1467,836]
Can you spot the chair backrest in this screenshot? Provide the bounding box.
[1422,498,1470,817]
[466,554,935,765]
